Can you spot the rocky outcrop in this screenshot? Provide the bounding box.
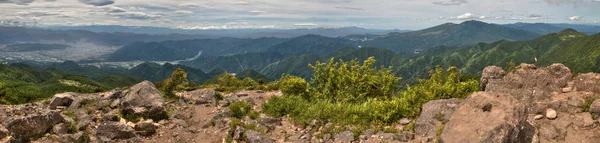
[440,92,534,142]
[5,111,64,140]
[176,89,217,105]
[120,81,167,121]
[423,63,600,143]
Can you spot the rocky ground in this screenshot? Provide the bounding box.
[2,63,600,143]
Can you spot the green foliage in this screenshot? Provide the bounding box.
[583,97,597,112]
[310,57,400,103]
[278,74,309,97]
[229,101,253,119]
[398,66,479,117]
[158,68,189,99]
[210,73,262,92]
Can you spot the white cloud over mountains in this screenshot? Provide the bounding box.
[0,0,598,29]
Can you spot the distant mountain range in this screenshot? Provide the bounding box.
[43,25,409,38]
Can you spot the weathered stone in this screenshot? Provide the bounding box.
[134,122,157,137]
[396,132,415,142]
[96,122,136,140]
[534,115,544,120]
[68,132,89,143]
[6,111,64,140]
[485,63,572,102]
[68,97,83,110]
[49,92,77,110]
[120,81,167,121]
[546,109,557,119]
[259,117,282,126]
[440,92,534,143]
[177,89,216,104]
[399,118,411,125]
[415,98,460,138]
[232,126,245,140]
[245,130,275,143]
[574,73,600,93]
[173,119,189,128]
[102,114,120,122]
[590,99,600,115]
[480,66,506,91]
[110,99,120,109]
[334,131,354,142]
[574,113,597,129]
[236,93,249,97]
[53,123,69,135]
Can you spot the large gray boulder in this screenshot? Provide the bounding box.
[48,92,78,110]
[440,92,534,143]
[120,81,167,120]
[134,122,157,137]
[5,111,64,140]
[96,122,136,140]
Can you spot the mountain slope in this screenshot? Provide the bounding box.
[362,20,540,56]
[265,34,357,56]
[129,63,211,83]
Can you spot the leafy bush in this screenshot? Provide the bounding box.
[158,68,190,99]
[229,101,253,119]
[310,57,400,103]
[278,74,309,96]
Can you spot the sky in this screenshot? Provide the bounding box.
[0,0,599,30]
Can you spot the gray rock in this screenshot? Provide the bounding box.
[53,123,69,135]
[96,122,136,140]
[120,81,167,121]
[534,115,544,120]
[259,117,282,126]
[396,132,415,142]
[134,122,157,136]
[68,132,89,143]
[334,131,354,142]
[68,97,83,110]
[6,111,64,140]
[110,99,120,109]
[101,114,120,122]
[232,126,245,141]
[399,118,411,125]
[245,130,275,143]
[49,92,77,110]
[573,73,600,93]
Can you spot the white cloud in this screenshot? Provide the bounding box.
[568,16,581,21]
[294,23,319,26]
[105,6,126,13]
[78,0,114,6]
[448,13,473,20]
[433,0,468,6]
[479,16,486,19]
[177,24,276,30]
[175,10,193,14]
[249,10,267,14]
[111,11,161,19]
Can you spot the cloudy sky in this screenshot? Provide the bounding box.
[0,0,599,30]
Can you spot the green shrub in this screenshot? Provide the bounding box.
[309,57,400,103]
[229,101,253,119]
[278,74,309,96]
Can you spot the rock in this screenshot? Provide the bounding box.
[396,132,414,142]
[232,126,245,140]
[480,66,506,91]
[482,103,492,112]
[177,89,216,104]
[574,73,600,93]
[259,117,282,126]
[245,130,275,143]
[172,119,189,128]
[96,122,136,140]
[236,93,249,97]
[399,118,411,125]
[6,111,64,140]
[590,99,600,115]
[173,111,186,119]
[415,98,460,138]
[134,122,157,136]
[334,131,354,142]
[484,63,572,102]
[567,96,583,107]
[48,92,77,110]
[110,99,120,109]
[53,123,69,135]
[68,97,83,110]
[534,115,544,120]
[546,109,557,119]
[440,92,535,143]
[102,114,120,122]
[120,81,167,121]
[68,132,89,143]
[562,87,573,93]
[574,113,597,129]
[0,126,8,140]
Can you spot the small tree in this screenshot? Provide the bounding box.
[162,68,188,99]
